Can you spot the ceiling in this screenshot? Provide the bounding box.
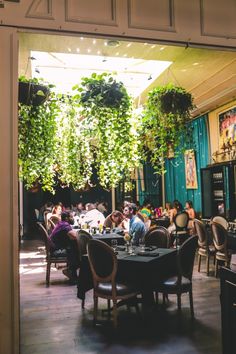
[19,33,236,117]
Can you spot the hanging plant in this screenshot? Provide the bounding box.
[141,83,194,174]
[72,73,141,189]
[55,94,94,190]
[18,76,50,106]
[18,82,60,193]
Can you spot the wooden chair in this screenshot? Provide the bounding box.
[212,216,228,230]
[155,235,198,319]
[211,221,231,276]
[37,222,68,287]
[194,219,216,276]
[87,239,139,327]
[144,226,170,248]
[173,211,189,247]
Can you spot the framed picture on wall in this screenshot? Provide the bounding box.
[219,106,236,149]
[184,149,198,189]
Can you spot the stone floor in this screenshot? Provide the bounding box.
[20,239,221,354]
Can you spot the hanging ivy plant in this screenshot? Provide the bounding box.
[72,73,141,189]
[55,94,94,190]
[18,79,60,193]
[141,83,194,174]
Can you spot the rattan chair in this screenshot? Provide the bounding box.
[212,216,228,230]
[194,219,216,276]
[155,235,198,319]
[37,222,68,287]
[87,239,139,327]
[144,226,170,248]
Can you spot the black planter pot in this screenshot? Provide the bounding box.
[18,81,50,106]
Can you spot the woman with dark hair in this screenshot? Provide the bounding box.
[185,200,196,220]
[103,210,126,229]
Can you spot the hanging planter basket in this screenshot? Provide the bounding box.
[18,81,50,106]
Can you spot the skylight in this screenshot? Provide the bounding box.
[31,51,172,99]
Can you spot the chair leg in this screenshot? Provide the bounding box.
[189,288,194,319]
[177,293,181,311]
[112,299,118,328]
[163,293,166,305]
[198,254,201,272]
[81,299,85,309]
[155,291,159,304]
[46,262,51,287]
[206,255,210,276]
[215,259,218,277]
[93,294,98,325]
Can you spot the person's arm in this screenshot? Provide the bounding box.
[67,229,78,240]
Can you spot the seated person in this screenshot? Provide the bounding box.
[161,202,172,217]
[123,203,146,245]
[185,200,196,231]
[103,210,127,231]
[167,200,183,234]
[50,211,79,283]
[140,199,152,218]
[81,203,105,228]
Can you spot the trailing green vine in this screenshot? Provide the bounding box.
[73,73,141,189]
[18,81,60,193]
[141,83,194,174]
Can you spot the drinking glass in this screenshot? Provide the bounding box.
[139,238,145,252]
[111,239,118,251]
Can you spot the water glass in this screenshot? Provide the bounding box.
[111,239,118,251]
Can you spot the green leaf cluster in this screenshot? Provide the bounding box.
[141,83,194,174]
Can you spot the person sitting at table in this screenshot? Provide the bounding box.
[162,202,172,217]
[140,199,152,218]
[167,200,183,234]
[123,203,146,245]
[50,211,80,284]
[185,200,196,231]
[103,210,127,230]
[81,203,105,228]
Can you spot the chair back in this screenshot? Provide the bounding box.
[193,219,208,248]
[37,222,51,257]
[178,235,198,280]
[77,230,92,262]
[48,218,56,230]
[144,226,170,248]
[211,221,227,252]
[34,208,39,220]
[212,216,228,230]
[87,239,117,284]
[174,211,189,230]
[50,215,60,225]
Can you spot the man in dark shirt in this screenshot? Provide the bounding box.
[50,211,79,283]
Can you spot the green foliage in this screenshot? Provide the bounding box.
[73,73,141,189]
[18,88,60,193]
[141,83,194,174]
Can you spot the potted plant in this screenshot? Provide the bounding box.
[72,73,141,189]
[18,76,50,106]
[141,83,194,174]
[18,88,60,193]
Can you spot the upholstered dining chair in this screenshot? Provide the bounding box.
[193,219,216,276]
[37,222,68,287]
[173,211,190,247]
[144,226,170,248]
[211,221,231,276]
[212,216,229,230]
[87,239,139,327]
[155,235,198,319]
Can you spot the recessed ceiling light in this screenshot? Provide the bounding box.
[144,43,148,46]
[116,52,119,56]
[68,48,71,52]
[151,45,156,49]
[107,40,120,47]
[126,43,132,47]
[104,41,108,46]
[87,48,91,53]
[193,62,199,66]
[76,48,80,52]
[160,47,165,51]
[123,54,127,57]
[80,37,84,40]
[93,39,96,45]
[97,50,101,55]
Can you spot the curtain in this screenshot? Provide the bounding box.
[165,114,209,212]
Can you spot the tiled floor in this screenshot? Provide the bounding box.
[20,239,221,354]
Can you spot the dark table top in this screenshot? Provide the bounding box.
[151,217,170,228]
[77,247,177,301]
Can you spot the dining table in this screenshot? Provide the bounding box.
[151,217,170,228]
[77,246,177,306]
